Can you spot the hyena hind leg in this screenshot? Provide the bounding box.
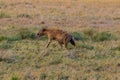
[58,42,63,48]
[64,42,68,49]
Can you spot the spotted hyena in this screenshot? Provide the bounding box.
[37,28,76,49]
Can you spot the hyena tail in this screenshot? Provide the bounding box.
[70,37,76,47]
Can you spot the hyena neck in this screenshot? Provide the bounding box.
[43,30,49,35]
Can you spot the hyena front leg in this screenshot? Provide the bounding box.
[45,39,52,48]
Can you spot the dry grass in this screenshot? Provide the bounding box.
[0,0,120,80]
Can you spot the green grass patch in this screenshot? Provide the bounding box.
[93,32,115,42]
[0,41,13,49]
[18,28,36,40]
[0,11,10,18]
[79,43,94,50]
[6,36,22,41]
[72,32,87,41]
[0,28,37,42]
[0,58,3,62]
[10,76,21,80]
[0,36,6,41]
[0,35,22,41]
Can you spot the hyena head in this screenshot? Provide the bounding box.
[37,28,46,37]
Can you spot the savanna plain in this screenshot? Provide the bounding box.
[0,0,120,80]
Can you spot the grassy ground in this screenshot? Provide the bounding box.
[0,0,120,80]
